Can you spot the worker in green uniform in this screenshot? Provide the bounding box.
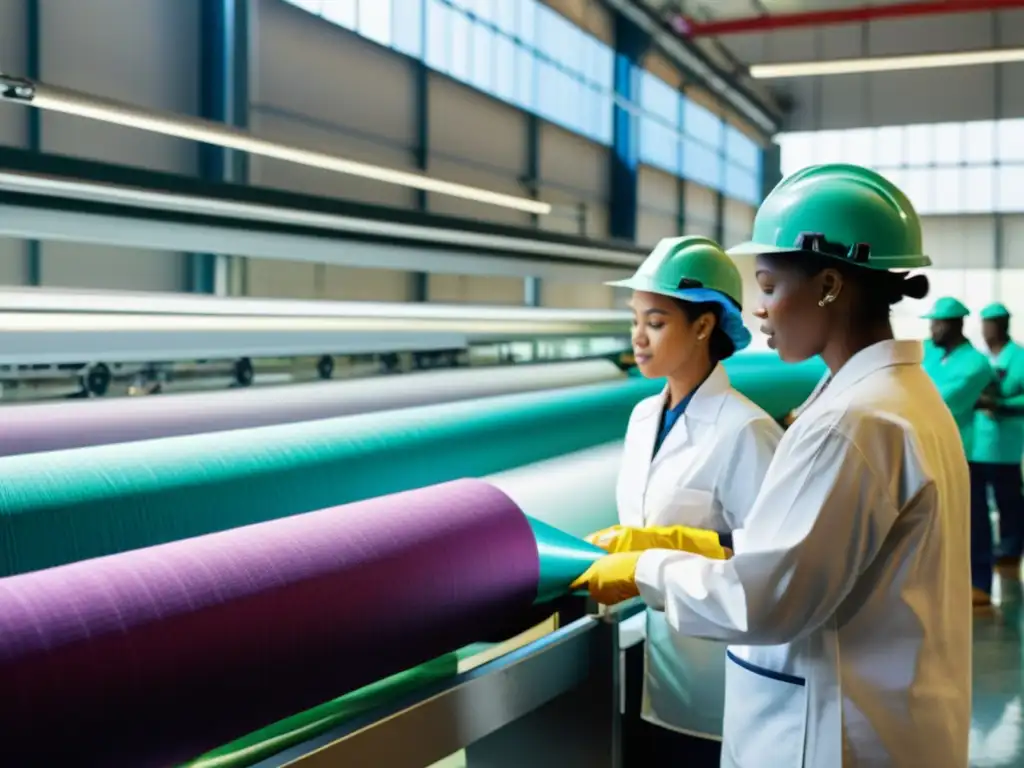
[922,297,996,605]
[973,302,1024,579]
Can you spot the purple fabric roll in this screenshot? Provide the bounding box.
[0,478,539,768]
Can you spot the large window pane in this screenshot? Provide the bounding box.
[815,130,844,165]
[321,0,357,27]
[776,132,816,176]
[514,47,535,109]
[902,168,933,214]
[683,139,721,189]
[904,125,932,166]
[964,121,996,165]
[425,0,449,71]
[841,128,874,167]
[874,126,904,166]
[289,0,325,13]
[586,38,612,89]
[725,164,757,204]
[726,126,759,171]
[596,91,613,145]
[963,166,995,213]
[998,119,1024,163]
[930,167,961,214]
[932,123,962,166]
[357,0,391,45]
[518,0,537,44]
[683,100,722,150]
[997,165,1024,213]
[467,0,492,23]
[470,23,494,92]
[449,9,472,81]
[494,0,515,35]
[390,0,423,57]
[493,34,516,102]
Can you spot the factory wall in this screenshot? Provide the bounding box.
[725,9,1024,129]
[0,0,199,292]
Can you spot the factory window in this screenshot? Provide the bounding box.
[285,0,614,146]
[724,126,761,205]
[634,68,763,205]
[638,71,682,176]
[776,119,1024,214]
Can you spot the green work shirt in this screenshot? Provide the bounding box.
[972,341,1024,465]
[923,340,994,456]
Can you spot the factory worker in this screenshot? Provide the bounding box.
[572,164,972,767]
[585,235,783,761]
[974,302,1024,579]
[921,297,996,604]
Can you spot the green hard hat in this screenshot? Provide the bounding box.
[980,302,1011,320]
[607,235,751,351]
[728,164,930,271]
[921,296,969,320]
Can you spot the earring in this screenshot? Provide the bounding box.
[818,294,836,308]
[698,333,707,340]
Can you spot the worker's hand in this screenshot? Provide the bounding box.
[586,525,628,552]
[570,552,643,605]
[589,525,732,559]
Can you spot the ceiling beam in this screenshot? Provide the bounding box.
[675,0,1024,37]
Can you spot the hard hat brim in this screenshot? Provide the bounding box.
[605,275,752,352]
[726,241,932,270]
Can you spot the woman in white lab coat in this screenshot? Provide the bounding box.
[572,164,971,767]
[587,235,784,762]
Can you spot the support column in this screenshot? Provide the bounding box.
[675,87,687,235]
[197,0,249,295]
[524,112,541,305]
[609,14,649,243]
[761,141,782,200]
[25,0,41,286]
[410,0,430,302]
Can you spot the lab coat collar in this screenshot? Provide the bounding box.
[816,339,922,404]
[633,363,732,424]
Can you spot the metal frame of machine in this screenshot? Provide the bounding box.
[250,599,644,768]
[0,286,632,397]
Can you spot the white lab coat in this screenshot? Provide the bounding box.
[634,340,972,767]
[617,363,782,739]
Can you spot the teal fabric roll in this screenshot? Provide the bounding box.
[0,378,663,577]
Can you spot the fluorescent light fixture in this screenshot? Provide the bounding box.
[0,75,551,216]
[750,47,1024,79]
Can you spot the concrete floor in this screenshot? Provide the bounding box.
[971,566,1024,768]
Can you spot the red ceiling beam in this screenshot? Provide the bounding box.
[676,0,1024,37]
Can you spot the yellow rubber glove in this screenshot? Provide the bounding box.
[585,525,627,551]
[570,552,642,605]
[586,524,732,559]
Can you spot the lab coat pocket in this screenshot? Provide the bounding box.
[722,651,807,768]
